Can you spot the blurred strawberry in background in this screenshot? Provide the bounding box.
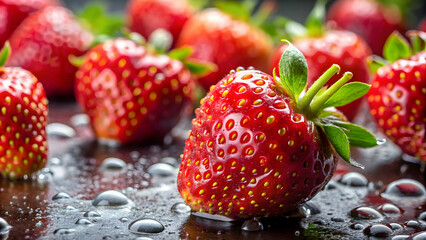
[126,0,193,48]
[327,0,408,56]
[6,6,93,98]
[0,0,60,47]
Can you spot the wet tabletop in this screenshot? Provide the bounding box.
[1,102,426,240]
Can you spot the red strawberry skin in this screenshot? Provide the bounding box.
[6,6,93,97]
[75,38,194,144]
[0,0,59,46]
[177,70,337,219]
[126,0,193,46]
[270,30,371,120]
[327,0,406,56]
[367,52,426,161]
[0,67,48,179]
[177,9,273,91]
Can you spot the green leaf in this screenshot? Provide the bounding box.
[184,60,216,77]
[0,41,11,67]
[69,55,86,68]
[168,47,193,61]
[367,55,388,74]
[279,40,308,102]
[78,2,124,38]
[407,30,426,53]
[305,0,327,37]
[332,121,378,148]
[321,124,350,162]
[322,82,370,109]
[187,0,210,10]
[214,1,251,22]
[383,31,412,62]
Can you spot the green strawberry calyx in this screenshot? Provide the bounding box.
[368,31,426,73]
[0,41,11,68]
[275,40,379,168]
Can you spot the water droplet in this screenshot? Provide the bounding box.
[350,223,364,230]
[46,123,76,138]
[0,217,11,236]
[100,158,126,171]
[406,220,421,229]
[83,211,101,218]
[378,203,401,215]
[392,235,409,240]
[134,237,153,240]
[161,157,178,166]
[389,223,403,230]
[92,190,131,207]
[146,163,176,177]
[35,221,43,227]
[70,113,90,127]
[65,206,77,211]
[119,217,128,223]
[37,168,54,182]
[303,202,321,215]
[325,180,338,190]
[52,192,71,200]
[54,228,76,235]
[363,224,392,237]
[128,219,164,234]
[419,212,426,223]
[350,207,383,220]
[382,179,426,199]
[75,219,92,225]
[241,219,263,231]
[340,172,368,187]
[171,202,191,214]
[155,73,165,81]
[331,217,344,222]
[192,212,235,222]
[413,231,426,240]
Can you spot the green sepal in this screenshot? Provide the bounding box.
[367,55,388,74]
[407,30,426,54]
[69,55,86,68]
[331,120,378,148]
[383,31,412,62]
[168,47,193,61]
[322,82,370,109]
[122,30,146,46]
[78,2,124,38]
[305,0,327,37]
[320,123,351,162]
[187,0,210,10]
[214,0,252,22]
[0,41,11,68]
[184,59,216,77]
[279,40,308,102]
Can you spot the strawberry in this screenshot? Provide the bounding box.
[367,31,426,161]
[327,0,407,55]
[0,42,48,179]
[177,40,377,219]
[0,0,59,46]
[176,6,273,91]
[6,6,93,97]
[270,2,371,121]
[126,0,193,48]
[75,38,198,145]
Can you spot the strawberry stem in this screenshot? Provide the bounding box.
[309,72,353,116]
[298,64,340,112]
[0,41,11,68]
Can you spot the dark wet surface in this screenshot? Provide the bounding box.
[1,102,426,240]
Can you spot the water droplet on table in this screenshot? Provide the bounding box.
[100,158,126,171]
[70,113,90,127]
[241,219,263,231]
[75,218,92,225]
[83,211,101,218]
[128,219,164,234]
[350,207,383,220]
[382,179,426,199]
[392,235,409,240]
[146,163,176,177]
[340,172,368,187]
[92,190,131,207]
[52,192,71,200]
[363,224,392,237]
[171,202,191,214]
[0,217,11,236]
[47,123,76,138]
[54,228,76,235]
[413,231,426,240]
[378,203,401,215]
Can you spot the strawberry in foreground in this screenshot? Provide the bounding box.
[0,0,59,46]
[0,42,48,179]
[126,0,193,48]
[270,1,371,121]
[177,40,377,219]
[367,31,426,161]
[327,0,407,56]
[177,3,273,91]
[6,6,93,97]
[75,38,209,145]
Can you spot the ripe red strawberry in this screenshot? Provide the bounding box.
[367,32,426,161]
[270,1,371,121]
[6,6,93,97]
[327,0,406,55]
[0,42,48,179]
[177,41,377,219]
[177,8,273,91]
[126,0,193,48]
[0,0,59,46]
[75,38,196,145]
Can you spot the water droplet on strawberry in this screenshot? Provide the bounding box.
[241,219,263,231]
[382,179,426,199]
[350,207,383,220]
[46,123,76,138]
[340,172,368,187]
[128,219,164,234]
[171,202,190,214]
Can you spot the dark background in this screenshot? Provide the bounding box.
[61,0,426,29]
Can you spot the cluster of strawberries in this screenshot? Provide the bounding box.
[0,0,424,219]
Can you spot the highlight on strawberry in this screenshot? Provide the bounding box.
[269,0,371,121]
[367,31,426,162]
[177,40,378,219]
[0,42,49,179]
[74,33,213,146]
